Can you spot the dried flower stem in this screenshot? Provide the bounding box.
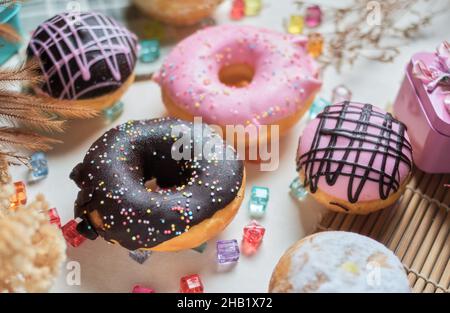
[296,0,450,73]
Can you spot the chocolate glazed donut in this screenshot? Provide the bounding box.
[70,118,245,251]
[27,12,138,100]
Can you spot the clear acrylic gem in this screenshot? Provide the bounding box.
[129,249,152,264]
[103,101,124,122]
[139,39,160,63]
[29,152,48,182]
[309,97,330,120]
[289,177,308,201]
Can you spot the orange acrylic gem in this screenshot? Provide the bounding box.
[306,32,324,58]
[10,181,27,209]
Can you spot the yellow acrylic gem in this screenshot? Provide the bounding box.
[244,0,262,16]
[306,32,324,58]
[287,15,304,35]
[341,262,360,275]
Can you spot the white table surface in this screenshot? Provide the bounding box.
[9,0,450,293]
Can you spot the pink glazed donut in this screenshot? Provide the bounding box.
[296,102,413,214]
[154,24,322,147]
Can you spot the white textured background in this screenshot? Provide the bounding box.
[9,0,450,292]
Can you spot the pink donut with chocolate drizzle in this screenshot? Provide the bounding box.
[296,102,413,214]
[155,25,321,132]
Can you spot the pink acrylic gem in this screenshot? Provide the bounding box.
[242,220,265,255]
[48,208,61,228]
[62,219,86,247]
[180,274,204,293]
[230,0,245,20]
[305,5,322,28]
[132,285,155,293]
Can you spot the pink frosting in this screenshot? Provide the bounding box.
[154,25,321,126]
[297,102,413,203]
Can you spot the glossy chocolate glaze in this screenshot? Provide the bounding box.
[27,12,138,100]
[71,118,244,250]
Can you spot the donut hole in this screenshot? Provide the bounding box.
[143,159,193,191]
[219,63,255,88]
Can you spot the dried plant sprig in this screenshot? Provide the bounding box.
[296,0,450,72]
[0,60,42,86]
[0,109,66,132]
[0,58,98,176]
[0,155,11,184]
[0,23,21,43]
[0,127,62,151]
[0,90,98,119]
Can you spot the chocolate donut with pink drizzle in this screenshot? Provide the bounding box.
[27,12,138,100]
[296,102,413,214]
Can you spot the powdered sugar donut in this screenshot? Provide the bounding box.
[269,231,411,293]
[155,25,321,147]
[296,102,413,214]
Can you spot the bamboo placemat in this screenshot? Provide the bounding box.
[316,169,450,293]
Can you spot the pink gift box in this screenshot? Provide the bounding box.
[394,46,450,173]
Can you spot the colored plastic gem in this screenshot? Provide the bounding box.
[180,274,204,293]
[48,208,61,228]
[341,261,360,274]
[287,15,304,34]
[305,4,322,28]
[243,220,265,245]
[103,101,124,122]
[331,84,352,104]
[244,0,262,16]
[306,32,324,58]
[62,219,86,247]
[192,242,208,253]
[132,285,155,293]
[29,152,48,182]
[9,181,26,209]
[248,186,269,218]
[242,220,265,255]
[139,39,160,63]
[216,239,240,264]
[308,97,331,119]
[129,249,152,264]
[289,177,308,201]
[230,0,245,20]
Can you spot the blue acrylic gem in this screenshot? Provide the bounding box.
[309,97,331,120]
[289,177,308,201]
[139,39,160,63]
[192,242,208,253]
[129,249,152,264]
[103,101,124,122]
[28,152,48,182]
[248,186,269,218]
